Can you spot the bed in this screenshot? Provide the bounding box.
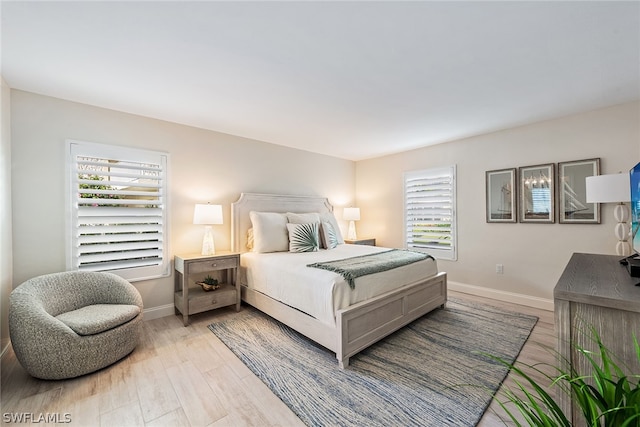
[231,193,447,368]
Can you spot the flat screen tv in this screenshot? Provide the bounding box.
[631,162,640,255]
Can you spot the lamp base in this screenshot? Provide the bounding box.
[616,241,631,257]
[201,225,216,256]
[614,203,631,257]
[347,221,357,241]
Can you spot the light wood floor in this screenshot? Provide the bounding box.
[1,291,556,426]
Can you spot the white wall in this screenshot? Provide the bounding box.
[356,101,640,304]
[8,89,640,318]
[1,77,12,353]
[10,90,355,315]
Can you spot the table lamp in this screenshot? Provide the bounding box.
[193,203,223,255]
[586,173,631,256]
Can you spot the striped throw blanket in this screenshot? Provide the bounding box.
[307,249,433,289]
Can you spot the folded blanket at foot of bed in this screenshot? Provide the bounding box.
[307,249,433,289]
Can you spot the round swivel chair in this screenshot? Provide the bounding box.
[9,271,143,380]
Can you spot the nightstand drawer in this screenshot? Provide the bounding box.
[187,257,238,274]
[179,284,237,315]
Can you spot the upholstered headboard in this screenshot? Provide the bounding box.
[231,193,334,253]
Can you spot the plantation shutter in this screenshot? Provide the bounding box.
[404,166,457,261]
[67,140,170,281]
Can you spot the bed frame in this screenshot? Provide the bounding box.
[231,193,447,368]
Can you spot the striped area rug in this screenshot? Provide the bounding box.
[208,298,537,427]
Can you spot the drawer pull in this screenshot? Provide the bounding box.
[211,299,217,304]
[211,263,217,267]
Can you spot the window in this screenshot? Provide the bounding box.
[404,165,457,261]
[66,140,170,281]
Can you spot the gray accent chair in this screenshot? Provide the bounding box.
[9,271,143,380]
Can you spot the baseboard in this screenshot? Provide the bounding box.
[1,341,9,360]
[142,285,555,319]
[448,281,554,312]
[143,304,175,321]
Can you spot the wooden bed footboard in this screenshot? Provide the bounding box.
[336,271,447,368]
[241,271,447,368]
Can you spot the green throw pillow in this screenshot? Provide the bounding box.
[321,221,339,249]
[287,223,320,252]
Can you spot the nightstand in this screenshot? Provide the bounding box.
[174,252,240,326]
[344,238,376,246]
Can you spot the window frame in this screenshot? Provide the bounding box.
[403,165,457,261]
[65,140,170,282]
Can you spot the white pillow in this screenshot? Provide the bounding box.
[320,221,339,249]
[286,212,320,224]
[249,211,289,253]
[286,223,320,252]
[320,212,344,244]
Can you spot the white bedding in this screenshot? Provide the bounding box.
[240,244,438,327]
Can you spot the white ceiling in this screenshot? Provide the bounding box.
[2,1,639,161]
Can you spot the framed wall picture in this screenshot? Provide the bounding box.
[557,158,600,224]
[486,168,517,223]
[519,163,555,223]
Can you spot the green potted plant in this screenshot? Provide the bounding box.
[485,327,640,426]
[196,275,220,292]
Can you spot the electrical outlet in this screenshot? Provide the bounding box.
[496,264,504,274]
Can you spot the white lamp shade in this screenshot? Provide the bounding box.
[193,204,223,225]
[585,174,630,203]
[343,207,361,221]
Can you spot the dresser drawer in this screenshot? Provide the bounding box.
[187,257,238,274]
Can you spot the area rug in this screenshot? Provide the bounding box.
[208,298,537,426]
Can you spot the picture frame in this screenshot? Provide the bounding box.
[519,163,555,223]
[557,158,600,224]
[485,168,517,223]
